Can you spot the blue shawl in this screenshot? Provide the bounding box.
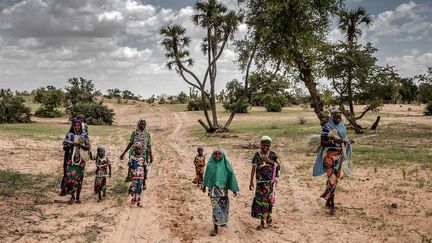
[312,117,352,176]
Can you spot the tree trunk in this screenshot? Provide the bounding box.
[201,92,213,130]
[370,116,381,130]
[347,67,355,115]
[298,62,327,125]
[339,104,364,134]
[198,119,211,132]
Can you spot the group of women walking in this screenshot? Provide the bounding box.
[58,108,353,236]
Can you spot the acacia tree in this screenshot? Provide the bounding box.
[325,7,400,133]
[238,0,342,125]
[160,0,240,132]
[33,85,64,117]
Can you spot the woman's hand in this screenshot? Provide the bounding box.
[249,182,254,191]
[233,192,238,197]
[120,154,125,160]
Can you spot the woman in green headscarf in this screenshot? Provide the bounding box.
[202,148,239,236]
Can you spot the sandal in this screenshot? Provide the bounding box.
[266,217,273,227]
[210,229,218,236]
[75,199,81,204]
[256,224,264,230]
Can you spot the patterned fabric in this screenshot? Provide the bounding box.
[128,130,152,159]
[251,151,280,220]
[61,156,86,195]
[321,150,343,200]
[60,132,89,194]
[128,154,147,205]
[94,156,110,194]
[313,117,352,177]
[192,156,205,184]
[209,187,230,225]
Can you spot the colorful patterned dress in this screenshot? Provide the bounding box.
[320,124,344,200]
[192,155,205,184]
[251,151,280,220]
[94,156,110,195]
[209,187,230,225]
[128,154,147,205]
[128,129,152,160]
[60,132,90,195]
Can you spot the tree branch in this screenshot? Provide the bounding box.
[355,105,372,120]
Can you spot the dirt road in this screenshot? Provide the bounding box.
[1,102,431,243]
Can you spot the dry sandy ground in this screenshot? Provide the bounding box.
[0,102,431,243]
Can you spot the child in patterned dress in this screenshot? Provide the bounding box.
[128,143,148,207]
[93,144,111,202]
[192,147,206,186]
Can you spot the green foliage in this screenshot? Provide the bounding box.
[69,102,114,125]
[262,94,284,112]
[248,72,291,111]
[33,86,64,118]
[64,77,114,125]
[321,88,337,108]
[64,77,98,108]
[0,89,31,124]
[398,78,418,104]
[187,98,210,111]
[425,101,432,116]
[416,67,432,104]
[106,88,121,99]
[178,91,188,103]
[158,97,166,104]
[356,65,400,105]
[34,108,63,118]
[146,95,156,104]
[220,79,249,113]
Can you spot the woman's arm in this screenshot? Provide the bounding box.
[120,142,133,160]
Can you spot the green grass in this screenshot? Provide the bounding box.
[352,146,432,167]
[111,178,129,205]
[0,170,54,197]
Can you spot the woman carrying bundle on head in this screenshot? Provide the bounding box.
[202,148,239,236]
[313,108,354,214]
[249,136,281,230]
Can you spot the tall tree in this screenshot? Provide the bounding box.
[160,0,241,132]
[238,0,342,125]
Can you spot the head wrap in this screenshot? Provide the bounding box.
[260,135,272,143]
[137,118,146,128]
[97,144,105,151]
[213,147,223,154]
[203,148,239,192]
[330,107,342,115]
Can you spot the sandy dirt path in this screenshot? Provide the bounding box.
[1,103,431,243]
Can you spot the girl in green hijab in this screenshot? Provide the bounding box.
[202,148,239,236]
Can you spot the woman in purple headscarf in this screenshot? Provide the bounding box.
[59,119,91,204]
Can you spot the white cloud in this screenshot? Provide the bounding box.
[0,0,244,96]
[385,52,432,77]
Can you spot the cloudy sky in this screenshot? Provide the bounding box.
[0,0,431,97]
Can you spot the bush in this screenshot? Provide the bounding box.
[220,79,249,113]
[69,102,115,125]
[187,98,210,111]
[0,91,31,123]
[35,108,63,118]
[33,86,64,118]
[263,94,285,112]
[178,92,188,104]
[425,101,432,116]
[158,97,166,104]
